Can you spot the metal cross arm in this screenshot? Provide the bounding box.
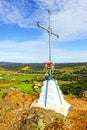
[37,10,59,61]
[37,22,59,38]
[51,32,59,39]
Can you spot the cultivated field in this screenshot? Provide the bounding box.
[0,62,87,99]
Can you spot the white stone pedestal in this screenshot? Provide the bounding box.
[30,79,71,116]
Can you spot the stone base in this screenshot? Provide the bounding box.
[30,79,71,116]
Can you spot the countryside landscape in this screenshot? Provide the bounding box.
[0,62,87,99]
[0,0,87,129]
[0,62,87,130]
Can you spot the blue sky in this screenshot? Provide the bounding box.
[0,0,87,63]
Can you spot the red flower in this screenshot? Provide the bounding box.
[44,62,54,69]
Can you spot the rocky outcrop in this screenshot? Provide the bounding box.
[0,88,70,130]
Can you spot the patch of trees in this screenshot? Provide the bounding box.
[73,67,87,73]
[61,81,87,98]
[57,74,77,81]
[55,62,87,68]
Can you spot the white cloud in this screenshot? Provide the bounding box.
[52,48,87,63]
[0,1,23,25]
[0,40,49,62]
[0,40,46,52]
[0,0,37,27]
[0,0,87,43]
[50,0,87,41]
[0,40,87,63]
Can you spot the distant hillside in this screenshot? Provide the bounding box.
[0,62,87,70]
[0,62,24,70]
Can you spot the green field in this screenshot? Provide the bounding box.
[0,62,87,99]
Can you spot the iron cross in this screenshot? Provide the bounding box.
[37,10,59,61]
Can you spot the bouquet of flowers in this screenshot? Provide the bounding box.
[44,62,54,70]
[44,61,54,75]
